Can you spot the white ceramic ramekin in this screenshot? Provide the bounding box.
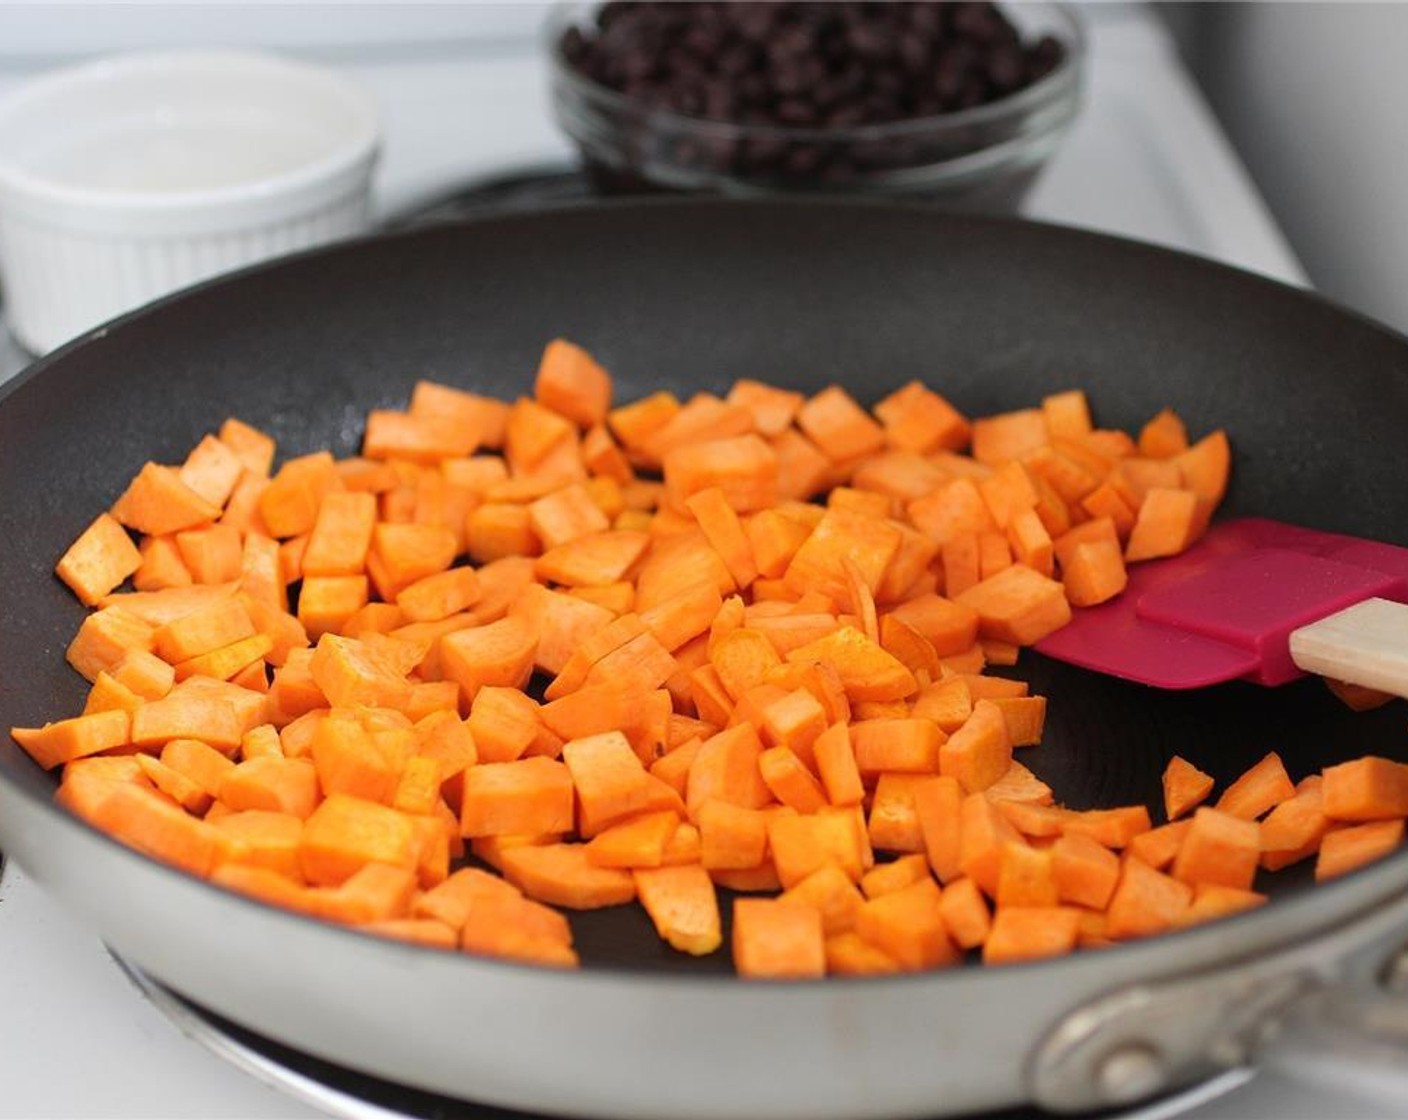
[0,49,380,354]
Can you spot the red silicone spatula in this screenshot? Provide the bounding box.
[1033,517,1408,693]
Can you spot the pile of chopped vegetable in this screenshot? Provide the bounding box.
[12,339,1407,977]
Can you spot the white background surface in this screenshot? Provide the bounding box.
[2,6,1399,1120]
[1174,3,1408,337]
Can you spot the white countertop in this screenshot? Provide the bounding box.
[8,7,1396,1120]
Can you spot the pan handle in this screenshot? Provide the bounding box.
[1253,943,1408,1108]
[1030,884,1408,1113]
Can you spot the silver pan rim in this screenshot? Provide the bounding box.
[114,951,1261,1120]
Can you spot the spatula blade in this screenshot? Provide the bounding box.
[1034,518,1408,690]
[1034,598,1261,689]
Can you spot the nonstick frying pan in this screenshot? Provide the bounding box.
[3,200,1408,1120]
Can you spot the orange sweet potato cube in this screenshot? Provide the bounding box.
[459,757,575,839]
[982,906,1081,965]
[732,897,826,979]
[1171,807,1261,891]
[939,699,1013,793]
[953,564,1071,646]
[662,433,780,516]
[56,513,142,606]
[535,338,613,428]
[300,793,418,886]
[853,877,958,971]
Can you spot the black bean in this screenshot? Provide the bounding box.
[596,2,631,32]
[664,46,706,81]
[951,2,1004,45]
[596,16,638,55]
[1026,35,1065,82]
[782,55,828,99]
[732,3,778,42]
[770,61,811,98]
[898,33,932,75]
[933,43,973,101]
[811,78,845,111]
[703,82,737,120]
[620,51,658,82]
[907,2,945,37]
[775,98,819,126]
[717,41,760,77]
[862,91,899,121]
[957,75,990,109]
[695,4,726,31]
[622,76,661,102]
[871,68,905,99]
[782,145,825,177]
[828,60,868,99]
[769,22,817,62]
[826,102,866,128]
[683,24,724,61]
[560,25,588,64]
[736,71,771,106]
[986,42,1024,95]
[845,21,893,60]
[821,27,853,64]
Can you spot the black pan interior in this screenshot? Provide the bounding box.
[3,200,1407,972]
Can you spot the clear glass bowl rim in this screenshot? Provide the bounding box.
[544,1,1086,144]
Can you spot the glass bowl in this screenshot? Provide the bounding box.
[547,2,1085,214]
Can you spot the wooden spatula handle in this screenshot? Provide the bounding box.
[1289,597,1408,698]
